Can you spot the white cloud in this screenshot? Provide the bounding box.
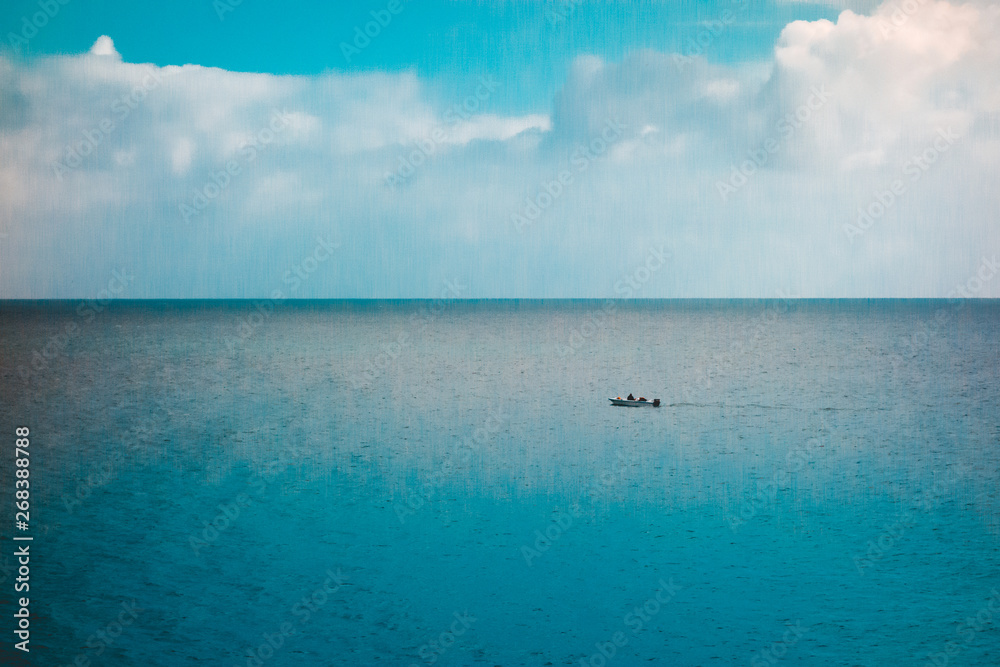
[0,5,998,298]
[445,114,551,145]
[88,35,120,59]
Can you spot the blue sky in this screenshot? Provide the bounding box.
[3,0,841,111]
[1,0,998,297]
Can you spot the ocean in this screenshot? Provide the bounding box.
[1,300,998,666]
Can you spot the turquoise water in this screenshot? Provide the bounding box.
[1,300,998,666]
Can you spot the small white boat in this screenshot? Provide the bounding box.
[609,397,661,407]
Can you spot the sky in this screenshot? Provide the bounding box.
[0,0,997,298]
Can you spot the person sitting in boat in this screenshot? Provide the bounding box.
[627,393,635,400]
[638,397,647,402]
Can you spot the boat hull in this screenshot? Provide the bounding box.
[609,398,660,407]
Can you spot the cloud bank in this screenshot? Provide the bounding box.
[1,1,998,298]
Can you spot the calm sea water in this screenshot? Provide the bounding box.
[1,300,998,666]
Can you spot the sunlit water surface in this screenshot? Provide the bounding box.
[1,300,998,666]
